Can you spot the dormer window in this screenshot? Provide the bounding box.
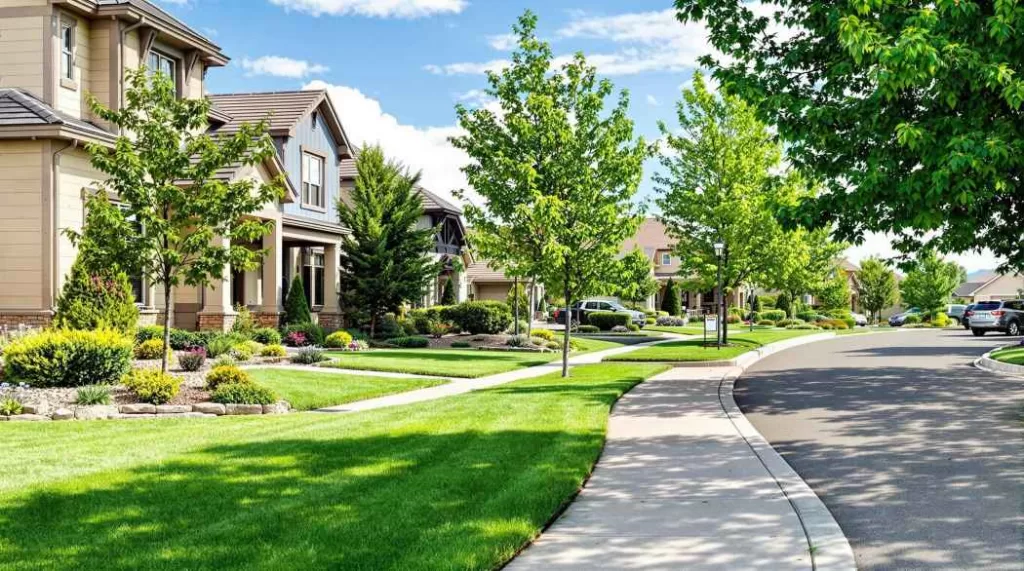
[60,21,75,82]
[661,253,671,265]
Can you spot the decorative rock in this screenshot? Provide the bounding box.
[74,405,119,420]
[192,402,227,415]
[262,402,289,415]
[21,403,48,416]
[155,405,191,414]
[225,403,264,415]
[9,414,49,421]
[51,408,74,421]
[120,403,156,414]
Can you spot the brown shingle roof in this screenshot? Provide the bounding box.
[0,88,114,142]
[208,90,325,135]
[466,261,514,283]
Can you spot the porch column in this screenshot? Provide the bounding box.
[198,236,236,332]
[259,218,283,328]
[319,241,342,330]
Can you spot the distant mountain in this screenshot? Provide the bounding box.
[966,269,997,282]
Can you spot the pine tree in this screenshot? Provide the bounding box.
[440,276,457,305]
[662,278,682,316]
[283,274,312,326]
[776,293,792,318]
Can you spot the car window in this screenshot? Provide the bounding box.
[584,302,596,310]
[1005,301,1023,311]
[598,302,613,310]
[975,301,1001,310]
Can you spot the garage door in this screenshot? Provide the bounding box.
[475,283,511,302]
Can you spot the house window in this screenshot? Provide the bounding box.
[302,152,325,209]
[301,250,325,307]
[148,50,176,85]
[60,21,75,81]
[112,202,145,305]
[661,253,671,265]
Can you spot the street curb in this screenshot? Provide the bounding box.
[717,333,857,571]
[974,348,1024,377]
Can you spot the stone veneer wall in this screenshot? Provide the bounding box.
[0,312,53,329]
[197,313,238,332]
[253,312,281,328]
[318,312,344,331]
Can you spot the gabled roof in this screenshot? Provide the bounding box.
[955,281,987,297]
[208,90,352,157]
[838,258,861,272]
[465,261,514,283]
[339,147,463,215]
[91,0,227,65]
[0,88,114,143]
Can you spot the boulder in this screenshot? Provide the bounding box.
[225,404,263,415]
[74,405,119,420]
[51,408,74,421]
[9,414,49,421]
[120,403,156,414]
[262,402,290,415]
[21,403,48,415]
[192,402,227,416]
[155,405,191,415]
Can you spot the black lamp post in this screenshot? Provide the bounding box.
[714,241,724,348]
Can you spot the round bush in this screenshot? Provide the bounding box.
[290,346,328,364]
[260,344,287,358]
[932,312,950,327]
[757,319,777,326]
[177,348,207,372]
[3,329,133,388]
[251,328,282,345]
[655,316,686,327]
[230,343,255,362]
[134,339,167,360]
[904,314,922,324]
[545,341,561,350]
[825,319,849,330]
[588,312,631,331]
[777,318,805,327]
[122,369,180,404]
[761,309,786,322]
[577,325,600,334]
[441,301,512,335]
[325,330,353,349]
[628,324,640,332]
[211,382,278,405]
[205,365,251,391]
[645,317,656,325]
[282,323,325,346]
[726,314,742,324]
[530,329,556,342]
[135,325,165,345]
[388,336,430,349]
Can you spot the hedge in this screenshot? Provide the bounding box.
[441,301,512,335]
[587,311,631,331]
[761,309,787,322]
[3,329,133,388]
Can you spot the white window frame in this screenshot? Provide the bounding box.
[60,20,76,83]
[301,151,326,211]
[661,253,671,265]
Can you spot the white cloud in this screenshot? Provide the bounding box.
[303,80,473,205]
[845,232,1003,273]
[646,94,659,106]
[424,59,510,76]
[456,89,494,109]
[487,33,518,51]
[269,0,466,18]
[240,56,328,78]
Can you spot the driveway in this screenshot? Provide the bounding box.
[735,329,1024,570]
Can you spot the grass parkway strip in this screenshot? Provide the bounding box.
[0,362,667,570]
[246,369,449,411]
[608,329,819,362]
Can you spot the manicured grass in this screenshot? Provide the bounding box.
[608,329,821,362]
[990,346,1024,365]
[646,325,706,336]
[322,338,622,378]
[247,369,447,411]
[0,363,667,570]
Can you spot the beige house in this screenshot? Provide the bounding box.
[954,274,1024,303]
[0,0,318,331]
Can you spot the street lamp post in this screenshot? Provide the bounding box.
[713,242,724,348]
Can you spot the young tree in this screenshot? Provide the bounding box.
[858,257,899,323]
[674,0,1024,270]
[775,293,791,318]
[817,272,852,311]
[615,249,659,309]
[440,276,457,306]
[67,69,283,373]
[900,251,966,313]
[764,227,847,310]
[506,282,529,324]
[337,146,441,338]
[661,278,682,316]
[282,274,312,326]
[655,73,794,343]
[451,12,652,376]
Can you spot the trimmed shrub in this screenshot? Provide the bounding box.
[824,319,849,330]
[932,312,950,327]
[389,336,430,349]
[655,316,687,327]
[588,311,631,331]
[376,313,404,339]
[442,301,513,335]
[260,344,287,358]
[628,324,640,332]
[451,341,472,348]
[776,318,805,327]
[211,382,278,405]
[761,309,786,322]
[282,323,325,346]
[726,314,742,324]
[178,348,207,372]
[758,319,777,326]
[530,329,556,342]
[230,343,256,362]
[786,323,820,330]
[3,329,133,388]
[611,325,629,333]
[53,259,138,335]
[75,385,112,405]
[545,341,561,350]
[796,310,819,322]
[282,275,312,326]
[646,317,656,325]
[122,369,180,404]
[662,278,682,316]
[205,365,251,391]
[577,325,600,333]
[904,314,922,324]
[291,346,329,364]
[440,276,457,305]
[325,330,354,349]
[506,334,531,347]
[206,336,237,358]
[136,325,164,345]
[251,328,282,345]
[134,339,167,360]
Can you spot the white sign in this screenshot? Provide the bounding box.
[705,316,718,332]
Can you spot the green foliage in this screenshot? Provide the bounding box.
[134,339,168,360]
[777,318,805,327]
[283,275,312,327]
[764,229,847,308]
[205,336,237,359]
[290,346,329,364]
[75,385,112,405]
[231,305,256,337]
[857,257,899,323]
[761,309,786,322]
[451,11,653,377]
[900,250,966,313]
[3,329,132,388]
[205,365,251,391]
[211,382,278,405]
[229,342,256,362]
[796,310,821,323]
[451,341,472,348]
[177,348,206,372]
[325,330,354,349]
[506,283,529,317]
[282,323,325,347]
[441,301,513,335]
[251,328,282,345]
[661,278,682,316]
[440,276,457,306]
[577,325,600,334]
[66,68,283,373]
[588,312,631,331]
[615,248,659,308]
[932,312,951,328]
[53,256,138,335]
[376,313,403,339]
[122,369,180,404]
[904,314,922,325]
[726,314,741,324]
[757,320,777,326]
[675,0,1024,270]
[387,336,431,349]
[260,344,287,358]
[817,273,852,310]
[530,329,556,342]
[1,398,23,416]
[785,323,820,330]
[775,294,791,318]
[337,145,441,337]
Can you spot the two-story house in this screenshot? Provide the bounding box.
[0,0,298,331]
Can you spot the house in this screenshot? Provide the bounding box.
[339,150,471,308]
[954,274,1024,303]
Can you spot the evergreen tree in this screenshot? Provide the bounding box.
[338,146,441,338]
[54,256,139,335]
[440,276,457,305]
[662,279,682,316]
[776,292,792,318]
[283,274,312,326]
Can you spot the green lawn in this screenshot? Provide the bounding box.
[322,338,621,378]
[990,346,1024,365]
[645,325,706,336]
[248,369,448,411]
[608,329,822,362]
[0,363,667,570]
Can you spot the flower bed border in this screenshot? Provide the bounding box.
[0,400,290,422]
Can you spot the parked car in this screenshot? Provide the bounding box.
[962,304,977,330]
[946,304,966,325]
[968,300,1024,336]
[888,307,922,327]
[850,312,868,326]
[553,300,647,328]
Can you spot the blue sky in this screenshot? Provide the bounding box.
[155,0,1000,272]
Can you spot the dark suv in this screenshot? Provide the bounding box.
[969,300,1024,336]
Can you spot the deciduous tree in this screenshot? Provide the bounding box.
[615,249,659,310]
[858,257,899,323]
[900,250,966,313]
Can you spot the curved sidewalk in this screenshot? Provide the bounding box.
[507,334,855,571]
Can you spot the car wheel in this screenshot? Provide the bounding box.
[963,322,971,330]
[1007,321,1021,336]
[972,328,986,337]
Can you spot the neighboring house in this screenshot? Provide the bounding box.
[838,258,861,312]
[954,274,1024,303]
[464,261,544,317]
[339,150,471,308]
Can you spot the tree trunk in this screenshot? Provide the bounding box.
[562,257,571,378]
[369,314,376,339]
[528,276,537,334]
[513,275,520,336]
[160,278,172,374]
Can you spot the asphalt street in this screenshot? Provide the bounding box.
[735,329,1024,570]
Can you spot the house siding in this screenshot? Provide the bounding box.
[0,15,46,97]
[0,140,44,310]
[280,110,341,224]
